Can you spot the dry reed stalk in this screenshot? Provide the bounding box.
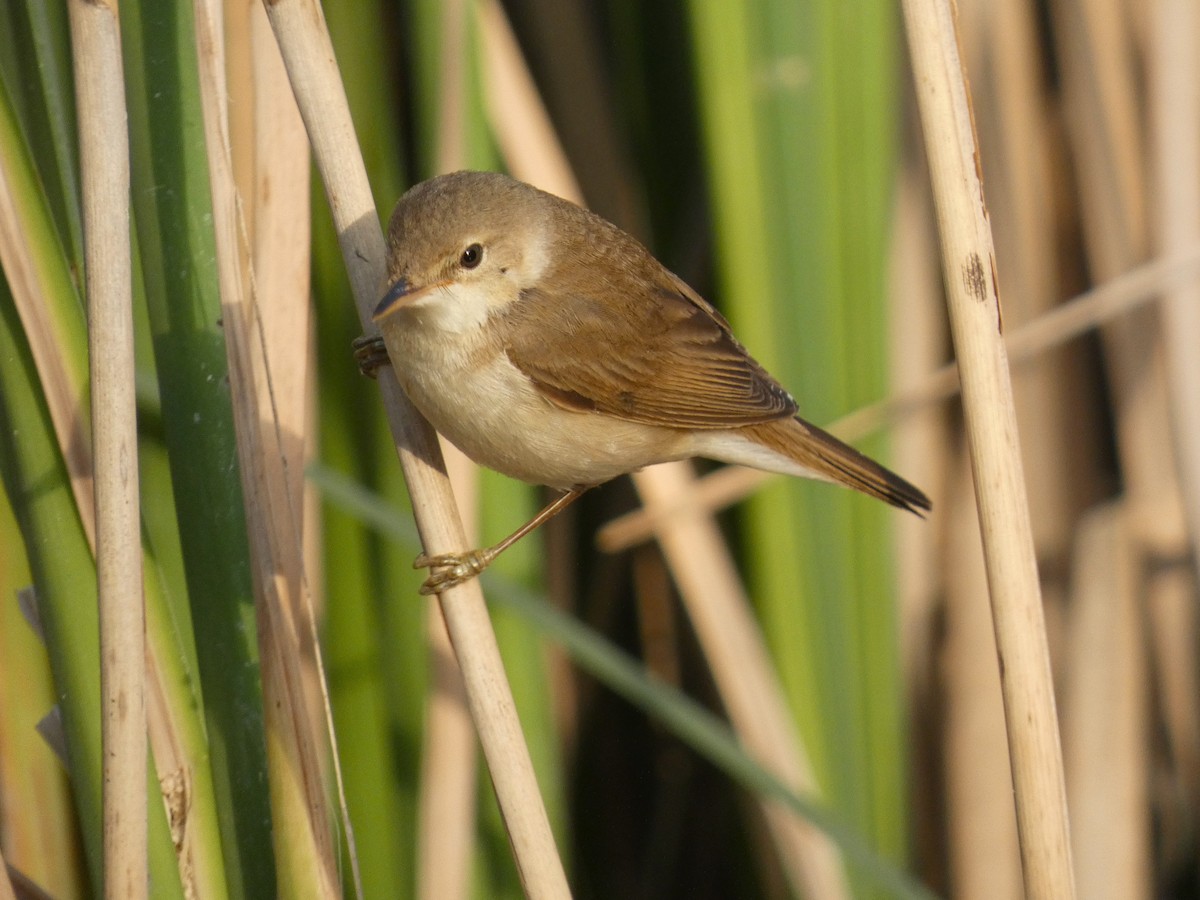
[226,0,325,739]
[260,2,570,896]
[141,624,210,896]
[1062,504,1150,900]
[1049,0,1185,543]
[13,10,230,895]
[899,0,1075,896]
[998,249,1200,369]
[226,1,257,246]
[977,0,1077,556]
[478,0,579,210]
[416,610,478,900]
[248,0,316,574]
[478,5,849,895]
[1144,563,1200,869]
[1052,8,1193,893]
[596,243,1200,552]
[1151,0,1200,578]
[1146,1,1200,865]
[946,5,1075,893]
[245,0,329,749]
[942,453,1021,900]
[67,2,145,897]
[416,443,480,900]
[434,0,470,173]
[414,7,482,892]
[192,1,339,894]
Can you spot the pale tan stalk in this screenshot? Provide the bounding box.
[949,5,1071,893]
[1151,0,1200,576]
[434,0,470,174]
[1062,504,1149,900]
[253,0,359,890]
[417,440,480,900]
[1147,0,1200,866]
[417,588,478,900]
[899,0,1075,897]
[980,0,1077,556]
[246,0,328,752]
[943,453,1021,900]
[1052,7,1193,893]
[193,1,339,895]
[479,4,848,895]
[597,243,1200,551]
[414,7,481,895]
[67,2,145,897]
[23,9,231,896]
[260,1,570,896]
[1144,553,1200,854]
[478,0,579,208]
[1049,0,1186,545]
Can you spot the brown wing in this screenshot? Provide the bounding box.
[499,268,797,429]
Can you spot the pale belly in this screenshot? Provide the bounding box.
[384,327,688,489]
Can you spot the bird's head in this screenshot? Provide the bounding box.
[375,171,554,332]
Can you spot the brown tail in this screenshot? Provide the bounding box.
[741,417,932,515]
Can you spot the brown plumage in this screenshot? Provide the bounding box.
[738,419,930,515]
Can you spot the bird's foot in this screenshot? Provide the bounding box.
[352,334,391,378]
[414,548,497,595]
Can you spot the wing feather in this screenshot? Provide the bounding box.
[498,265,797,429]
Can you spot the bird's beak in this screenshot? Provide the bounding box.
[374,277,415,321]
[373,277,445,321]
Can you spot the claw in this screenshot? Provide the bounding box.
[414,549,495,595]
[409,488,588,595]
[353,334,391,378]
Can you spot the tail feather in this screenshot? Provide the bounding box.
[739,417,932,515]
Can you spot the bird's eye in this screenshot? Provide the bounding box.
[460,243,483,269]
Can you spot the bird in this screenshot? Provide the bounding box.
[358,171,930,595]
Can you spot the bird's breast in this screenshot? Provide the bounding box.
[380,315,688,488]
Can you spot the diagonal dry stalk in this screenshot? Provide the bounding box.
[67,1,146,897]
[627,462,851,899]
[260,1,570,896]
[898,0,1075,897]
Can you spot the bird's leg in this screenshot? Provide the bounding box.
[352,334,392,378]
[416,486,588,595]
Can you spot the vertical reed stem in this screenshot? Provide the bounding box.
[898,1,1076,897]
[68,1,145,896]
